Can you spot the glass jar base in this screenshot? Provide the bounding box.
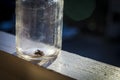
[17,48,60,67]
[17,52,59,67]
[16,41,60,67]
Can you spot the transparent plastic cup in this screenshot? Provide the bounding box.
[16,0,63,67]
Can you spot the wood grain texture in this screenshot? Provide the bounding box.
[0,31,120,80]
[0,32,15,53]
[48,51,120,80]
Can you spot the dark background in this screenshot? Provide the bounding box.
[0,0,120,67]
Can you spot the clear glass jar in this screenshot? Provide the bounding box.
[16,0,63,67]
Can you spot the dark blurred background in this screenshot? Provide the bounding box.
[0,0,120,67]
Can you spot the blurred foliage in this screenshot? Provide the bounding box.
[64,0,96,21]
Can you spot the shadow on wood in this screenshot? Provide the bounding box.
[0,50,75,80]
